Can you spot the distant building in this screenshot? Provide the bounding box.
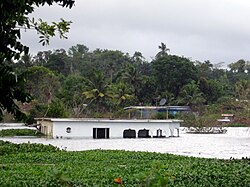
[36,118,182,139]
[124,106,191,119]
[217,114,234,124]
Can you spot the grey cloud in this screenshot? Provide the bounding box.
[21,0,250,65]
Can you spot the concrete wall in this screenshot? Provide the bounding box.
[38,120,53,137]
[50,119,181,139]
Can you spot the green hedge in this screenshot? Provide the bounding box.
[0,140,61,156]
[0,129,44,137]
[226,123,248,127]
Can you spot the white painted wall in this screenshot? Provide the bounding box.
[51,119,181,139]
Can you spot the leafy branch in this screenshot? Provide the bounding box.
[19,17,73,46]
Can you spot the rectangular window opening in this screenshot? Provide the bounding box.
[93,128,110,139]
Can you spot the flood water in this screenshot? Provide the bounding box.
[0,124,250,159]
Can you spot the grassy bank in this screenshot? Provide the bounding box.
[0,141,249,186]
[225,123,249,127]
[0,129,44,137]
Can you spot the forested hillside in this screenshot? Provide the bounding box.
[4,43,250,124]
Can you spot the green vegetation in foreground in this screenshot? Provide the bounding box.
[226,123,248,127]
[0,129,44,137]
[0,141,250,186]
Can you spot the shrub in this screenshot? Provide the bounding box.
[226,123,248,127]
[0,129,43,137]
[0,141,61,155]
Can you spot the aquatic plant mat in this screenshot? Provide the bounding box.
[0,141,249,186]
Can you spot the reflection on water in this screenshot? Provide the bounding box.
[0,125,249,159]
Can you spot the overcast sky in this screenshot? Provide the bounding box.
[21,0,250,65]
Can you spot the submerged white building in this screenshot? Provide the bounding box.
[36,118,182,139]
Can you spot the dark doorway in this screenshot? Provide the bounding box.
[138,129,151,138]
[157,129,162,136]
[153,129,166,138]
[123,129,136,138]
[93,128,110,139]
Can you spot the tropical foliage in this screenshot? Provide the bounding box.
[0,0,74,121]
[0,42,249,124]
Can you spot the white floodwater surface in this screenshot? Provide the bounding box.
[0,124,249,159]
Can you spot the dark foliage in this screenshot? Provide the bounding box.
[0,0,74,120]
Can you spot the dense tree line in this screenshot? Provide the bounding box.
[5,43,250,122]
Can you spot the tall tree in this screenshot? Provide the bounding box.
[155,42,170,59]
[0,64,32,121]
[60,75,86,117]
[195,60,213,80]
[82,70,111,113]
[11,54,34,73]
[177,81,205,107]
[45,49,71,76]
[109,82,134,109]
[132,51,145,65]
[235,80,250,101]
[122,64,142,101]
[0,0,74,120]
[206,79,225,103]
[26,66,60,104]
[152,55,198,97]
[33,50,52,66]
[229,59,247,73]
[68,44,89,74]
[17,54,34,68]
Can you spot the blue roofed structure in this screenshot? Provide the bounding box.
[124,106,191,119]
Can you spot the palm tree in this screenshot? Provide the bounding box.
[110,82,134,109]
[162,91,175,105]
[107,61,115,84]
[82,70,110,113]
[155,42,170,58]
[132,51,144,65]
[177,81,205,108]
[122,64,142,100]
[235,80,250,100]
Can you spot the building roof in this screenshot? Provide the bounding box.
[221,114,234,117]
[35,118,183,123]
[124,106,191,111]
